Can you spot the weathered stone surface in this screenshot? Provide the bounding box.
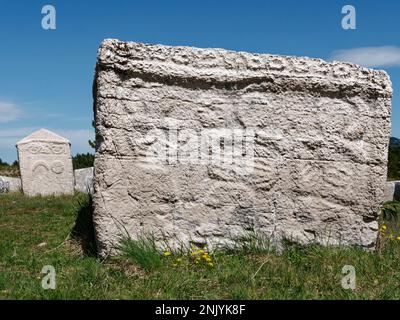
[0,176,21,193]
[74,167,94,194]
[384,182,395,202]
[385,181,400,202]
[93,39,392,256]
[16,129,74,196]
[0,177,9,193]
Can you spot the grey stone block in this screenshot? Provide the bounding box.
[92,39,392,255]
[16,129,74,196]
[384,181,395,202]
[384,181,400,202]
[74,167,94,194]
[0,177,9,193]
[0,175,21,193]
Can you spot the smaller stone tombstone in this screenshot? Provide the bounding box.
[16,129,74,196]
[0,177,10,193]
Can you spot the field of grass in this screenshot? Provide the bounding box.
[1,192,400,300]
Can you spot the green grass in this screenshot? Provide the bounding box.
[1,192,400,299]
[118,236,163,272]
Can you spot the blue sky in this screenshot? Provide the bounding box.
[0,0,399,163]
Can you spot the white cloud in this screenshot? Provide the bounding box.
[0,127,37,138]
[331,46,400,68]
[0,101,23,123]
[55,129,95,154]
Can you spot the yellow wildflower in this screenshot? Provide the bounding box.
[163,251,171,257]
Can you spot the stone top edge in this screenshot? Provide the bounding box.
[96,39,392,96]
[16,129,70,145]
[74,167,94,172]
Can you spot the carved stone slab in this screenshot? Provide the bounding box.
[0,176,21,193]
[74,167,94,194]
[16,129,74,196]
[93,39,392,255]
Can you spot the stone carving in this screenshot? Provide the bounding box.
[16,129,74,196]
[0,176,21,193]
[28,143,66,155]
[92,39,392,256]
[51,161,65,174]
[0,177,10,193]
[74,167,94,194]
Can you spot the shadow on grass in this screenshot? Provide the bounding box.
[71,194,97,257]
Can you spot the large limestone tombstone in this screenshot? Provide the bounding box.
[92,39,392,256]
[16,129,74,196]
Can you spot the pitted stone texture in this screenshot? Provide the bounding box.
[74,167,94,194]
[16,129,74,196]
[93,39,392,256]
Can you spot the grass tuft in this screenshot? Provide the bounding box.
[381,201,400,221]
[117,236,163,272]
